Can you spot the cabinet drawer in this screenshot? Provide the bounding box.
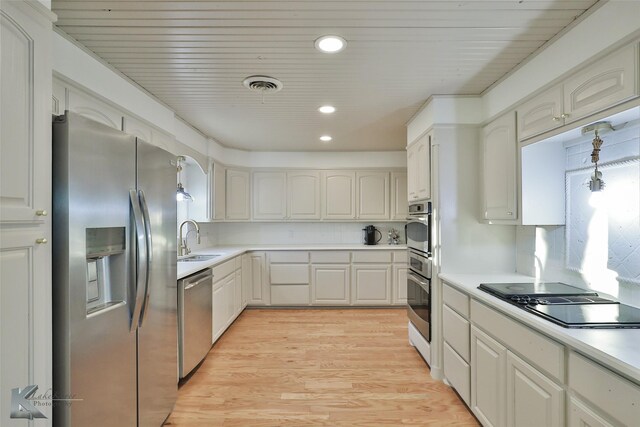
[352,251,391,263]
[444,342,470,406]
[270,285,310,305]
[270,264,309,284]
[392,250,408,264]
[212,259,235,281]
[270,251,309,263]
[471,300,564,382]
[443,283,470,318]
[569,351,640,427]
[310,251,350,263]
[443,304,470,362]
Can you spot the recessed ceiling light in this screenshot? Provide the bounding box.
[314,35,347,53]
[320,135,333,142]
[318,105,336,114]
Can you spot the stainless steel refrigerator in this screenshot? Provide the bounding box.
[52,112,177,426]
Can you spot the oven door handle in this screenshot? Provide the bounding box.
[408,272,430,293]
[406,216,428,222]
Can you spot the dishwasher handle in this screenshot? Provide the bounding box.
[183,272,213,290]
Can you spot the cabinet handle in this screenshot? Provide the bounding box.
[36,238,48,244]
[507,212,513,216]
[36,210,48,216]
[560,113,570,119]
[552,116,561,122]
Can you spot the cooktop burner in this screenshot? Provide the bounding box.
[478,282,640,328]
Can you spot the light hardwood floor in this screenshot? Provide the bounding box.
[165,309,478,426]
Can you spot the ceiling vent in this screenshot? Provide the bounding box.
[242,75,283,93]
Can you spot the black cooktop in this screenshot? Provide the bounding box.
[479,282,598,297]
[478,282,640,328]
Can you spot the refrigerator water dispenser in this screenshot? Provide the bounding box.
[86,227,126,315]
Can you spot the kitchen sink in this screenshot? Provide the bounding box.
[178,254,221,262]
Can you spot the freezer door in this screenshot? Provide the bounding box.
[52,112,137,427]
[135,139,178,426]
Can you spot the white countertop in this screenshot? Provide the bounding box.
[440,272,640,384]
[177,244,407,280]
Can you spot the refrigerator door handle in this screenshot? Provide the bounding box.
[138,190,153,327]
[130,189,148,331]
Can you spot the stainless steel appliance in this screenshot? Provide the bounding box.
[362,225,382,245]
[52,112,177,426]
[406,201,432,256]
[479,282,640,328]
[178,269,213,378]
[407,250,432,341]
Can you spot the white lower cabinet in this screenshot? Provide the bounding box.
[392,265,408,305]
[212,278,227,343]
[351,264,391,305]
[211,256,244,344]
[506,351,564,427]
[471,325,507,427]
[247,252,267,305]
[311,264,350,305]
[444,342,471,405]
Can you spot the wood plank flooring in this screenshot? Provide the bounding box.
[165,309,478,426]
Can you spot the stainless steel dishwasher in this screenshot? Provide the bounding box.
[178,269,213,378]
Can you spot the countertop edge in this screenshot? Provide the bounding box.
[177,244,408,280]
[439,272,640,385]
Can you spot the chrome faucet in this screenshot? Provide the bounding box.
[179,220,201,257]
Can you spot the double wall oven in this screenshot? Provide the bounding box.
[406,201,432,342]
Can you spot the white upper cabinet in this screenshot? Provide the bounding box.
[211,161,226,220]
[517,85,564,141]
[407,132,431,202]
[67,87,123,131]
[322,171,356,220]
[391,172,408,220]
[518,43,639,141]
[1,3,52,224]
[226,168,251,220]
[481,112,518,221]
[253,171,287,220]
[287,171,321,220]
[356,171,390,220]
[564,43,638,123]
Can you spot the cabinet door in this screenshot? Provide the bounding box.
[357,171,390,220]
[351,264,391,305]
[416,134,431,200]
[67,88,123,130]
[212,280,227,342]
[234,270,242,317]
[225,274,236,326]
[287,171,321,220]
[211,162,226,220]
[506,351,564,427]
[391,172,408,220]
[568,397,615,427]
[253,171,286,220]
[226,169,250,220]
[1,4,52,223]
[564,43,638,124]
[471,326,507,427]
[311,264,350,305]
[407,144,418,201]
[0,227,52,422]
[392,265,408,305]
[517,85,564,140]
[482,112,518,221]
[248,252,267,305]
[241,254,250,308]
[322,171,356,219]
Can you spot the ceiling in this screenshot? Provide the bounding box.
[52,0,599,152]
